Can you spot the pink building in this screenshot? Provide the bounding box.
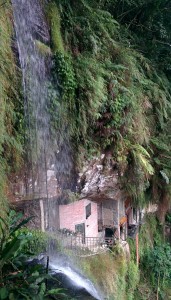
[59,197,128,241]
[59,199,98,238]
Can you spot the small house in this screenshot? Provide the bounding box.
[59,196,128,245]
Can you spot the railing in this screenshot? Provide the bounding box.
[56,232,115,255]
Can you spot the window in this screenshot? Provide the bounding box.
[75,223,85,234]
[133,208,137,222]
[75,223,85,243]
[98,203,103,232]
[86,203,91,219]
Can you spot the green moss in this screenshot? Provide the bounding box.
[73,246,139,300]
[48,0,171,212]
[79,251,126,299]
[46,1,64,53]
[126,260,140,300]
[35,40,52,56]
[0,0,23,211]
[139,213,163,258]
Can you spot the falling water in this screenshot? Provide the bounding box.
[12,0,50,196]
[12,0,76,229]
[11,1,103,299]
[49,255,103,300]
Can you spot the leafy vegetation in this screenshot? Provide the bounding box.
[1,0,170,213]
[20,228,48,255]
[75,244,140,300]
[0,210,66,299]
[0,0,171,299]
[45,0,171,214]
[142,243,171,299]
[128,213,171,300]
[0,0,24,212]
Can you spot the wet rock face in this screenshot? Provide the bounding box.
[11,198,42,229]
[9,153,125,231]
[7,167,62,203]
[11,0,76,204]
[77,154,123,201]
[11,197,60,230]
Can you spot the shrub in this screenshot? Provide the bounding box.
[0,210,65,299]
[142,243,171,298]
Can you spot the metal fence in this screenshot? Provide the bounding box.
[55,232,114,255]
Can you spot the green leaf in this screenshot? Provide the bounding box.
[9,293,15,300]
[1,236,26,262]
[0,287,8,300]
[160,170,169,184]
[46,288,66,296]
[10,216,34,236]
[38,283,46,296]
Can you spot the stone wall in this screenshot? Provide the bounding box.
[11,197,60,231]
[11,199,42,229]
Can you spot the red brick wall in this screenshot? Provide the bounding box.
[59,199,98,237]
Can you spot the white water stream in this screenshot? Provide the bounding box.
[12,0,75,203]
[12,0,76,232]
[49,256,103,300]
[12,0,104,299]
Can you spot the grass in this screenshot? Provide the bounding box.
[74,247,129,300]
[46,1,64,53]
[0,0,23,211]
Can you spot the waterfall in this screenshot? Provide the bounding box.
[12,0,76,230]
[49,255,103,300]
[12,0,50,197]
[11,2,103,299]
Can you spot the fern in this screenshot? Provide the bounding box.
[45,0,171,211]
[0,0,23,210]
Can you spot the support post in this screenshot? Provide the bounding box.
[136,232,139,266]
[45,256,49,289]
[118,199,120,240]
[40,199,45,232]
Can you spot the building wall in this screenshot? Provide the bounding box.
[59,199,98,238]
[101,199,118,227]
